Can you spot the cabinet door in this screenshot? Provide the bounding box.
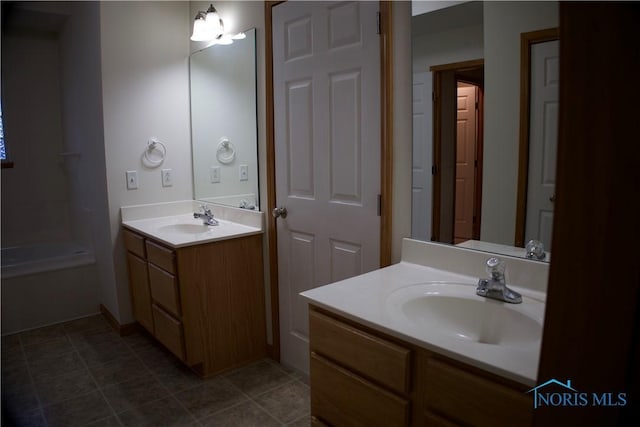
[311,352,409,427]
[126,252,154,333]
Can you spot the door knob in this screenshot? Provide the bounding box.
[272,206,288,219]
[549,194,556,203]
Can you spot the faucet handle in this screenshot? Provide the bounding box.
[486,257,505,280]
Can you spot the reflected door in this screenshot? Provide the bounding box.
[412,71,433,241]
[454,84,478,244]
[525,40,559,250]
[273,1,381,374]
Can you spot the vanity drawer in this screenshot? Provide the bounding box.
[152,304,185,361]
[146,240,176,274]
[309,309,411,394]
[424,358,532,427]
[123,229,146,258]
[148,264,181,317]
[310,352,409,427]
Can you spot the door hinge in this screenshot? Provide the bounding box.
[474,160,478,168]
[475,101,479,110]
[377,194,382,216]
[432,165,437,175]
[376,12,381,35]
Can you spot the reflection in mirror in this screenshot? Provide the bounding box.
[411,1,558,261]
[190,28,259,209]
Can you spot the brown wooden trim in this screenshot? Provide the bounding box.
[431,72,442,242]
[432,62,484,243]
[473,86,484,240]
[100,304,138,336]
[535,5,639,425]
[514,27,559,247]
[430,58,484,73]
[265,0,282,362]
[379,1,393,267]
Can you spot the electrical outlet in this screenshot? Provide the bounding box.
[126,170,138,190]
[210,166,221,183]
[239,164,248,181]
[161,169,173,187]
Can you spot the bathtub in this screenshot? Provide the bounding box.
[1,241,100,334]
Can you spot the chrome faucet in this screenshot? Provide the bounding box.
[525,239,546,261]
[476,257,522,304]
[193,205,219,226]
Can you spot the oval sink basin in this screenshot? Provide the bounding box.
[158,223,215,234]
[385,283,543,347]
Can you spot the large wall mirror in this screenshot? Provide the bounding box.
[411,1,558,260]
[190,28,259,210]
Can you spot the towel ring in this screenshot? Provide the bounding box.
[216,137,236,164]
[144,138,166,167]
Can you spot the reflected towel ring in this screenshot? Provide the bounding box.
[216,137,236,164]
[144,137,166,167]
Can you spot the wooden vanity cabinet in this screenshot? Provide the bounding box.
[123,228,266,376]
[309,305,533,427]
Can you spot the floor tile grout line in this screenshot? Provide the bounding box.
[232,386,285,426]
[13,327,48,425]
[124,335,202,426]
[243,377,307,425]
[66,327,124,427]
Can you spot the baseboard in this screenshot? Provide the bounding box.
[99,304,138,336]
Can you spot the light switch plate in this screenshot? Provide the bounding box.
[239,164,248,181]
[126,170,138,190]
[210,166,221,183]
[161,169,173,187]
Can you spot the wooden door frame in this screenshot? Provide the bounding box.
[514,28,559,247]
[264,1,393,361]
[535,4,639,425]
[430,59,484,243]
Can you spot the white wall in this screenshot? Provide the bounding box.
[101,1,192,322]
[481,1,558,245]
[412,24,483,72]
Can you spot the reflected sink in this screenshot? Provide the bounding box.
[385,283,543,346]
[158,223,216,234]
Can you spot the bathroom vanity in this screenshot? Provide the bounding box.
[121,201,266,377]
[302,239,548,426]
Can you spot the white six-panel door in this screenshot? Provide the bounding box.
[525,40,559,250]
[273,1,381,374]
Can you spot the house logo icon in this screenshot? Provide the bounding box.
[526,378,627,408]
[527,379,577,409]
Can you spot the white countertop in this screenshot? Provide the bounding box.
[120,200,264,248]
[301,239,548,386]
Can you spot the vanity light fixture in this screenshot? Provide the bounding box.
[190,3,244,45]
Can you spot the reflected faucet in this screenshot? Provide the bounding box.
[525,239,546,260]
[476,257,522,304]
[193,205,219,226]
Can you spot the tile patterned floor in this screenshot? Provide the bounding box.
[1,315,310,426]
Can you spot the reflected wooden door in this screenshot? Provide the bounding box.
[454,84,478,244]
